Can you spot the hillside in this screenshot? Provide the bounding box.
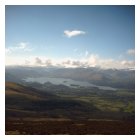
[6,82,100,119]
[5,67,135,135]
[5,81,135,134]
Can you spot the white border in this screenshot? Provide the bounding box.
[3,0,135,5]
[1,0,139,140]
[135,0,140,138]
[0,0,5,136]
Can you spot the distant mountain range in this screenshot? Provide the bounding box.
[6,66,135,89]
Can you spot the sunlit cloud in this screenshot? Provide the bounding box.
[5,42,32,55]
[18,42,28,49]
[64,30,86,38]
[25,60,30,65]
[127,49,135,55]
[121,60,135,67]
[35,57,43,65]
[6,54,135,69]
[45,59,52,66]
[5,46,135,69]
[85,50,89,57]
[5,48,12,54]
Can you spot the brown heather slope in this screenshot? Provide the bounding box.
[6,119,135,135]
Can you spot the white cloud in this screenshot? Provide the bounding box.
[6,56,27,66]
[85,50,89,57]
[86,54,99,67]
[59,55,134,69]
[18,42,28,49]
[5,42,32,55]
[121,60,135,67]
[35,57,43,65]
[25,60,30,65]
[45,59,52,66]
[5,48,12,54]
[127,49,135,55]
[62,60,71,65]
[6,54,135,69]
[64,30,86,38]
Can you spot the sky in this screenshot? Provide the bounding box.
[5,5,135,69]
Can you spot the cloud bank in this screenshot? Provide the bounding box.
[64,30,86,38]
[6,54,134,69]
[5,43,134,69]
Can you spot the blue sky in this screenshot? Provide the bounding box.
[5,5,135,68]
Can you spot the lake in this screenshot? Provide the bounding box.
[23,77,116,91]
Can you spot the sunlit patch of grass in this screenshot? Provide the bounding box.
[6,90,42,100]
[75,96,127,112]
[124,102,135,113]
[116,90,134,96]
